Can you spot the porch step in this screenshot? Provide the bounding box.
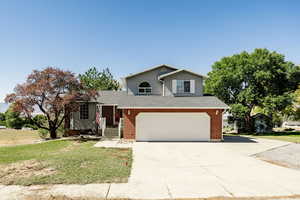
[104,127,119,138]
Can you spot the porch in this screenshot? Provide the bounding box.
[64,103,124,138]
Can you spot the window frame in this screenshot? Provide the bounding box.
[138,82,152,95]
[80,103,89,120]
[176,80,191,93]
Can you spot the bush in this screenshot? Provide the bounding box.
[6,117,24,129]
[5,104,25,129]
[0,113,5,121]
[32,115,47,125]
[21,114,46,130]
[23,124,38,130]
[0,120,6,126]
[38,129,49,139]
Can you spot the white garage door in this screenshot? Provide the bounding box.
[136,112,210,141]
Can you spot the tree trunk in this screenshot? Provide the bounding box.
[50,128,57,139]
[244,114,253,133]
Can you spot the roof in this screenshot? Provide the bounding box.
[95,91,229,109]
[124,64,177,79]
[158,69,207,80]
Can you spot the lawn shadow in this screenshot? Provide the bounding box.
[223,135,257,143]
[255,131,300,136]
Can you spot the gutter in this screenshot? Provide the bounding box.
[118,106,230,109]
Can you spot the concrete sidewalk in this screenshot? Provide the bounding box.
[94,139,133,148]
[1,136,300,199]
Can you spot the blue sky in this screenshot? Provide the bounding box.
[0,0,300,101]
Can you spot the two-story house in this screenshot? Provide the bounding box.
[65,65,228,141]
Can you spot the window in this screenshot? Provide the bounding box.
[80,104,89,119]
[138,82,152,95]
[177,80,191,93]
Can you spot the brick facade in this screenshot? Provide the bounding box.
[122,108,224,141]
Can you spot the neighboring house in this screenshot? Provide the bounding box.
[0,103,43,116]
[65,65,229,141]
[282,121,300,130]
[253,113,272,133]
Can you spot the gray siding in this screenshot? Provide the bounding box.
[126,66,175,95]
[71,103,96,130]
[164,71,204,96]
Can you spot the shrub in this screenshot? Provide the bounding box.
[0,121,6,126]
[38,129,49,139]
[5,104,25,129]
[32,115,47,126]
[0,113,5,121]
[6,117,24,129]
[23,124,38,130]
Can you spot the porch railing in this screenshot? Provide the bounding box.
[118,118,124,138]
[99,117,106,137]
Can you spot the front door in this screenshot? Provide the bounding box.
[102,106,114,126]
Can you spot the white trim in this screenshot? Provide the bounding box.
[172,80,177,93]
[158,69,207,80]
[101,104,118,106]
[124,64,177,79]
[190,80,195,93]
[99,104,103,117]
[162,81,165,96]
[118,106,229,109]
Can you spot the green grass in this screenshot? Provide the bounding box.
[248,132,300,143]
[226,131,300,143]
[0,140,132,185]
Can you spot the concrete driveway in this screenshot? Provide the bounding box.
[2,136,300,199]
[109,136,300,199]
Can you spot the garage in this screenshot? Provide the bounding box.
[135,112,210,141]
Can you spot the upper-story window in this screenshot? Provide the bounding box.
[173,80,195,94]
[80,103,89,119]
[138,82,152,95]
[177,80,191,93]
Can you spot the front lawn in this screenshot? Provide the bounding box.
[0,140,132,185]
[250,133,300,143]
[0,129,40,146]
[238,131,300,143]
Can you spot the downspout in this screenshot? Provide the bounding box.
[159,79,165,96]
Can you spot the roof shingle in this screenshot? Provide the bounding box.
[95,91,229,109]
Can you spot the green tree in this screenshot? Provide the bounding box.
[282,86,300,121]
[79,67,121,90]
[5,104,24,129]
[0,113,5,121]
[205,48,300,132]
[5,67,94,139]
[0,113,6,126]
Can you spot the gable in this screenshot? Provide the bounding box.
[161,70,204,81]
[125,64,177,79]
[158,69,206,80]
